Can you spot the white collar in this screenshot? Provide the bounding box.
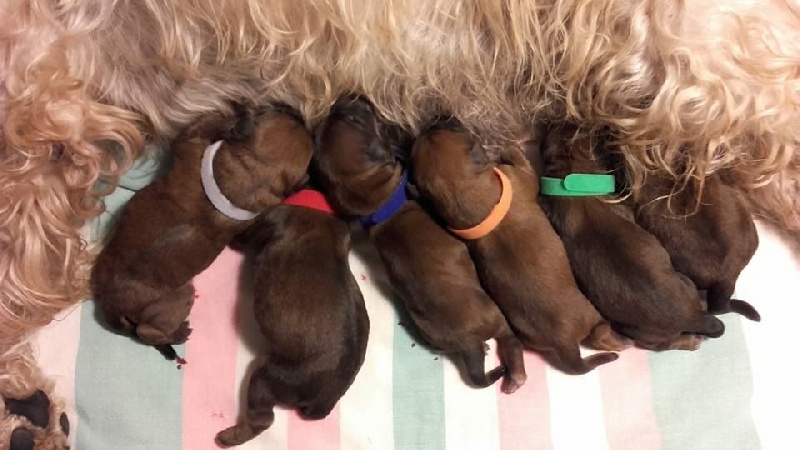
[200,140,258,221]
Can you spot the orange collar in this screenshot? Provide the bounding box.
[449,167,513,240]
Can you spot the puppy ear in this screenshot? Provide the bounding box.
[224,105,255,142]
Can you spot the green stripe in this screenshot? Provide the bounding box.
[648,316,761,450]
[392,297,447,450]
[76,161,184,450]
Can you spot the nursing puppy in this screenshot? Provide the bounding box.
[537,126,725,350]
[92,105,313,358]
[412,121,627,375]
[216,193,369,447]
[632,175,761,321]
[313,97,526,393]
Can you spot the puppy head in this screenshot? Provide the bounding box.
[313,95,405,215]
[411,121,493,223]
[214,105,314,211]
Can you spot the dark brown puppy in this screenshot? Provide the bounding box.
[92,105,313,357]
[313,97,526,393]
[215,200,369,447]
[411,122,626,375]
[537,126,725,350]
[631,174,760,321]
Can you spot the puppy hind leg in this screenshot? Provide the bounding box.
[665,334,706,351]
[551,342,618,375]
[496,335,527,394]
[461,344,506,389]
[300,400,338,420]
[216,366,277,447]
[582,322,634,352]
[216,407,276,447]
[686,313,726,339]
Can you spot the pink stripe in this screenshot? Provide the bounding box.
[181,248,244,450]
[287,404,341,450]
[598,348,662,450]
[497,352,553,450]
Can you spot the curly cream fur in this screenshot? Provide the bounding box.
[0,344,70,449]
[1,0,798,352]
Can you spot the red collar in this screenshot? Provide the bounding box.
[281,189,335,214]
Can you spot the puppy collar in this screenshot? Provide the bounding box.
[359,171,408,229]
[449,167,512,240]
[201,140,259,221]
[540,174,615,196]
[281,189,335,214]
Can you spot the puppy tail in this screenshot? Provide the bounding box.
[461,346,505,389]
[727,300,762,322]
[686,314,726,338]
[551,343,618,375]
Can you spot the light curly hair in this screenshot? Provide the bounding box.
[1,0,798,350]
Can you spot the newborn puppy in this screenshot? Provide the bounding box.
[92,105,313,357]
[536,126,725,350]
[632,174,760,321]
[216,193,369,447]
[412,121,626,375]
[313,96,526,393]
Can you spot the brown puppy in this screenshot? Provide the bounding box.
[92,105,313,357]
[215,197,369,447]
[536,126,725,350]
[411,121,625,375]
[313,97,526,393]
[632,174,760,321]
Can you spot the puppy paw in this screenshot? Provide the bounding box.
[216,425,253,447]
[501,373,527,395]
[668,334,707,351]
[10,428,35,450]
[171,321,193,344]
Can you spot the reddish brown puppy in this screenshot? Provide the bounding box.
[537,125,725,350]
[216,192,369,447]
[92,105,313,358]
[632,173,760,321]
[313,96,527,392]
[412,121,627,375]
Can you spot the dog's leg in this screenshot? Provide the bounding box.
[460,343,506,389]
[496,335,527,394]
[216,366,276,447]
[707,282,761,322]
[583,322,634,351]
[685,312,726,338]
[300,401,339,420]
[665,334,707,351]
[550,341,618,375]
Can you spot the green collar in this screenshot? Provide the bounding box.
[540,174,616,197]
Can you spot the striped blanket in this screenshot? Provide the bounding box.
[32,156,800,450]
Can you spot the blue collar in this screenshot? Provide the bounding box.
[359,171,408,229]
